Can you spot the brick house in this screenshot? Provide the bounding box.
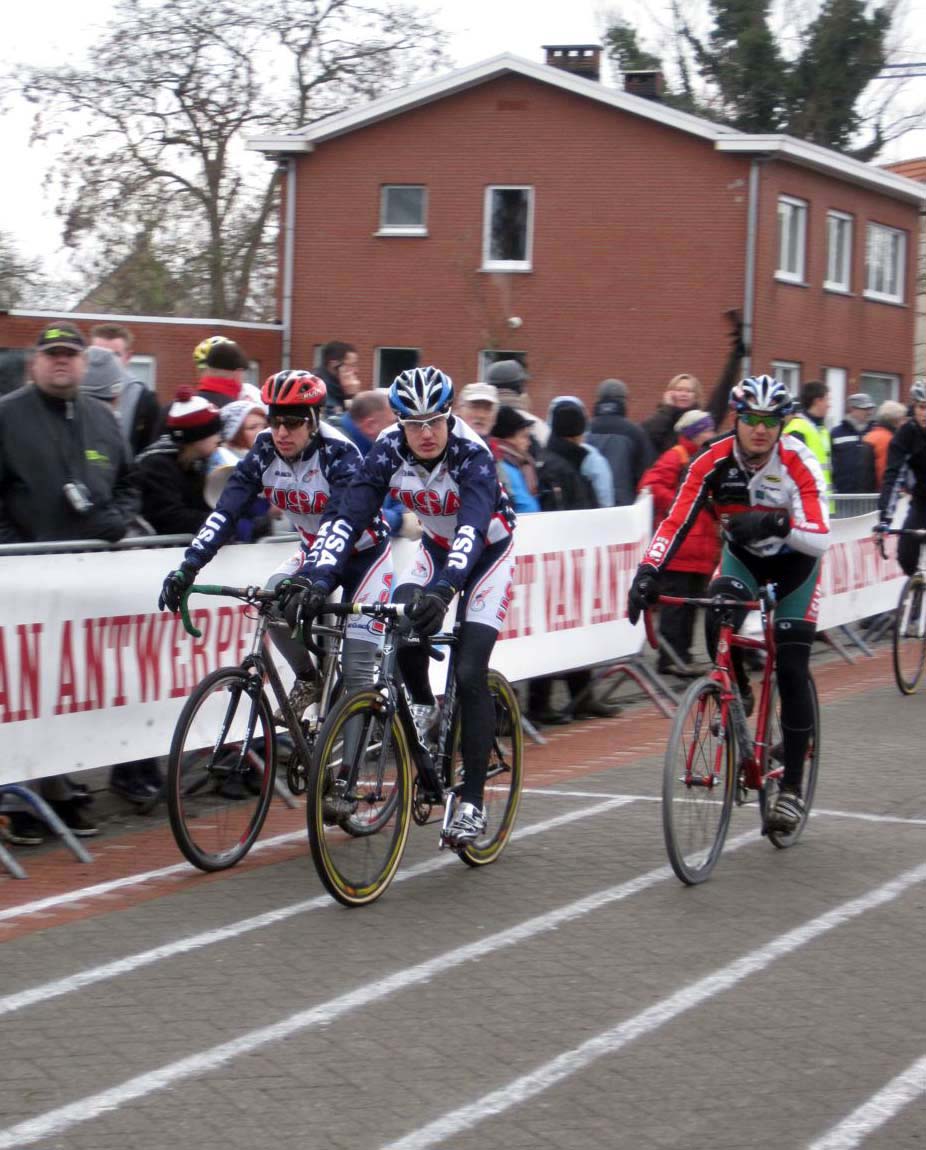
[251,47,926,420]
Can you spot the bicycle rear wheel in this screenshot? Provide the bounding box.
[892,575,926,695]
[307,690,412,907]
[762,673,820,848]
[167,668,276,871]
[662,677,735,885]
[449,671,524,868]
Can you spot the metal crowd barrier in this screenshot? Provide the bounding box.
[831,494,879,519]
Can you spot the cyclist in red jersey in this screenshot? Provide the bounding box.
[628,375,831,832]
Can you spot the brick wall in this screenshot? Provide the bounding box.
[0,313,283,405]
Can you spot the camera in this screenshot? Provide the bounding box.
[63,481,94,516]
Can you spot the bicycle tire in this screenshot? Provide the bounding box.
[449,671,524,868]
[892,575,926,695]
[167,667,276,871]
[763,673,820,849]
[307,689,412,907]
[662,677,735,885]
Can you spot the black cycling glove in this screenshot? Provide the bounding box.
[406,582,455,637]
[627,564,660,626]
[725,509,790,546]
[278,576,328,632]
[158,564,196,613]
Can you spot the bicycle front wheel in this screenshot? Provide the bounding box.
[662,678,735,885]
[449,671,524,868]
[307,690,412,907]
[762,673,820,849]
[167,668,276,871]
[893,575,926,694]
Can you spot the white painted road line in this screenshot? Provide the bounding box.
[0,827,759,1150]
[0,798,633,1019]
[379,862,926,1150]
[807,1053,926,1149]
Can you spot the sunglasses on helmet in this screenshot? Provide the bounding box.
[400,412,448,431]
[739,412,783,429]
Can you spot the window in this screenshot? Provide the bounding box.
[375,347,420,389]
[771,360,801,398]
[482,186,533,271]
[824,211,853,292]
[859,372,900,407]
[378,185,427,236]
[865,223,906,303]
[128,355,157,390]
[776,196,807,283]
[478,349,528,381]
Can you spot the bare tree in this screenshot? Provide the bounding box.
[16,0,448,319]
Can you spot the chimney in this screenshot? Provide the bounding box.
[542,44,601,83]
[623,70,665,100]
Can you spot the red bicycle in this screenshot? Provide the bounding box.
[645,584,820,885]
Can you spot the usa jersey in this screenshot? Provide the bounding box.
[182,422,388,572]
[643,431,829,571]
[310,415,516,592]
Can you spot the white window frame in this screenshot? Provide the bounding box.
[377,185,428,237]
[127,354,157,390]
[864,223,906,304]
[482,185,534,272]
[859,371,901,405]
[824,211,853,293]
[374,347,420,389]
[771,360,801,399]
[776,196,807,284]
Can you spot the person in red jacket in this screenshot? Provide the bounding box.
[638,409,720,677]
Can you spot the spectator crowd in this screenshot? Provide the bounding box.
[0,319,918,852]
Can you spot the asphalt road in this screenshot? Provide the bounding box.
[0,644,924,1150]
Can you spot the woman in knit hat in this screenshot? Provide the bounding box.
[220,398,268,459]
[135,386,223,534]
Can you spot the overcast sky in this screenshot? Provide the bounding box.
[2,0,924,282]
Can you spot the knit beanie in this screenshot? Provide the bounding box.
[492,405,533,439]
[674,409,715,439]
[204,340,250,372]
[550,398,587,439]
[220,398,266,444]
[167,386,223,443]
[81,346,125,402]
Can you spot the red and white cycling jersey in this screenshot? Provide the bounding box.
[643,431,829,571]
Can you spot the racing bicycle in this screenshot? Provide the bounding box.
[876,527,926,694]
[306,601,523,907]
[646,584,820,885]
[166,583,343,871]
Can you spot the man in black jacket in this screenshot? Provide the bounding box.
[831,392,876,494]
[0,322,141,842]
[0,322,139,544]
[587,378,653,498]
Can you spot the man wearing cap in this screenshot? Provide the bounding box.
[196,339,261,409]
[0,322,139,545]
[490,405,540,513]
[456,381,499,441]
[135,386,223,534]
[831,393,877,494]
[486,359,549,447]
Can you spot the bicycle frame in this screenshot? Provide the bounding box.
[646,586,780,793]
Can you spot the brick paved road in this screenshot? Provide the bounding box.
[0,646,924,1150]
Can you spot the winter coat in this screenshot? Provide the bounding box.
[589,398,654,487]
[491,438,541,514]
[642,402,689,456]
[639,438,720,576]
[863,424,895,489]
[539,436,598,512]
[830,417,876,494]
[135,436,212,535]
[0,384,139,543]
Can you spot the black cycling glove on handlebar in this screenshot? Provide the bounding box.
[627,564,660,626]
[278,576,328,632]
[406,582,455,637]
[158,564,196,613]
[724,509,790,546]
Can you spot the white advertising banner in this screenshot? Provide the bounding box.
[816,513,905,629]
[0,502,652,783]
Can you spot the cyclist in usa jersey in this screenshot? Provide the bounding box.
[628,375,830,832]
[290,366,517,844]
[158,370,392,715]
